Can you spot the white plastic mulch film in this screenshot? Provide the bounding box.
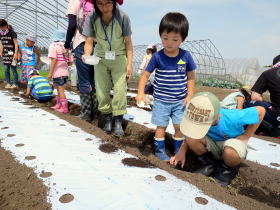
[0,90,236,209]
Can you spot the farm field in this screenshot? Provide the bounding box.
[0,81,279,210]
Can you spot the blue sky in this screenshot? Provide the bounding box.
[122,0,280,66]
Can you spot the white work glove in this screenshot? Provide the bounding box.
[84,54,101,65]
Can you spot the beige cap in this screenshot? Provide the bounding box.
[180,92,221,139]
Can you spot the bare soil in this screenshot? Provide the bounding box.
[0,80,279,210]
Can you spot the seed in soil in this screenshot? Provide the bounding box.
[1,127,9,130]
[50,119,55,121]
[7,134,16,137]
[60,124,66,126]
[155,175,167,181]
[59,193,74,203]
[122,158,155,168]
[71,130,78,133]
[85,138,93,141]
[195,197,208,205]
[15,144,24,147]
[99,143,118,154]
[25,156,36,160]
[143,122,149,125]
[269,144,277,147]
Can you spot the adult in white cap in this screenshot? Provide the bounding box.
[170,92,265,186]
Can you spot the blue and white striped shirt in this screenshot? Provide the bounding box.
[146,48,196,103]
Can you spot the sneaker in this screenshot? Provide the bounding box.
[10,84,18,89]
[5,84,12,89]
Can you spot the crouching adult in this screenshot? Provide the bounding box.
[244,55,280,137]
[170,92,265,186]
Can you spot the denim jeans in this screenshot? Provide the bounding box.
[151,99,185,127]
[74,42,94,94]
[4,64,18,85]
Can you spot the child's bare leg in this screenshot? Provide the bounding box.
[173,124,184,138]
[155,126,166,138]
[222,147,241,167]
[173,124,185,154]
[57,86,66,99]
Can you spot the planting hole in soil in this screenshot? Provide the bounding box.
[25,156,36,160]
[99,143,118,154]
[59,193,74,203]
[155,175,167,181]
[122,158,155,168]
[270,163,280,167]
[15,144,24,147]
[40,171,53,178]
[10,97,20,101]
[195,197,208,205]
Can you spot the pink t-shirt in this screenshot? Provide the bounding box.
[67,0,86,49]
[48,42,74,78]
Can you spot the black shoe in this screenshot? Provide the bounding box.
[113,115,124,137]
[193,164,215,177]
[103,113,112,133]
[78,113,92,122]
[193,153,215,176]
[213,164,237,186]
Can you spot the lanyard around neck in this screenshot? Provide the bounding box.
[101,16,114,51]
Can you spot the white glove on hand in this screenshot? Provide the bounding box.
[84,55,101,65]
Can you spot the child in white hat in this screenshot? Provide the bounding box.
[48,29,74,114]
[18,32,41,83]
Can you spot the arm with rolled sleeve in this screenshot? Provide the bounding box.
[82,13,96,57]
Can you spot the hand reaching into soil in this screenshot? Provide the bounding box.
[170,152,186,168]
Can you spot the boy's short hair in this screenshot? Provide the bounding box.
[273,55,280,66]
[159,12,189,41]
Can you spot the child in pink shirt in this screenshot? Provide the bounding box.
[48,30,73,114]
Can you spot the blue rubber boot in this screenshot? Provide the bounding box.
[154,138,170,161]
[173,136,184,154]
